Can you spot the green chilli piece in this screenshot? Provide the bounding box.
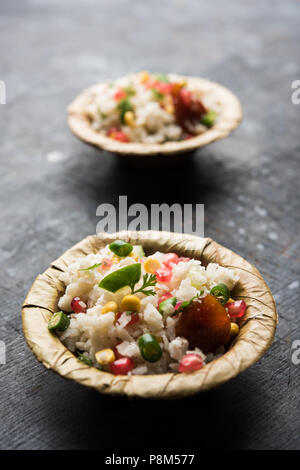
[138,333,162,363]
[109,239,133,257]
[99,263,141,293]
[159,297,177,315]
[131,245,145,259]
[117,98,133,123]
[77,352,92,366]
[48,311,70,331]
[201,110,216,128]
[210,283,230,305]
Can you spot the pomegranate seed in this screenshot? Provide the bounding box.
[101,258,112,270]
[179,89,192,106]
[155,267,172,283]
[114,89,126,101]
[178,257,190,262]
[71,296,87,314]
[163,253,179,268]
[106,127,118,136]
[226,300,247,319]
[116,311,139,327]
[156,82,173,94]
[110,357,134,375]
[157,293,173,306]
[178,353,203,373]
[114,131,129,143]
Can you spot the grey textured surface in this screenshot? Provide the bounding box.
[0,0,299,450]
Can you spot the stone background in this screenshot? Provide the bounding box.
[0,0,299,450]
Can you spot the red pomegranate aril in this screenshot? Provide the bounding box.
[114,131,129,143]
[163,253,179,268]
[71,296,87,314]
[110,357,134,375]
[114,89,126,101]
[179,89,192,106]
[102,258,113,270]
[178,353,203,373]
[226,300,247,319]
[116,311,139,327]
[157,293,173,306]
[178,256,190,262]
[155,267,172,283]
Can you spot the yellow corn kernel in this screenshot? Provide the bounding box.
[95,348,115,365]
[229,322,239,339]
[124,111,135,127]
[143,258,161,274]
[101,301,118,315]
[139,71,150,83]
[165,103,174,114]
[121,295,141,312]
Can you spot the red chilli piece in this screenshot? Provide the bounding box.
[110,357,134,375]
[178,353,203,373]
[155,267,172,283]
[71,296,87,314]
[163,253,179,268]
[226,300,247,319]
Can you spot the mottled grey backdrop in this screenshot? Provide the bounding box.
[0,0,299,450]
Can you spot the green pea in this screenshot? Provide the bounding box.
[109,240,133,257]
[210,283,230,305]
[201,110,216,128]
[138,333,162,363]
[48,311,70,331]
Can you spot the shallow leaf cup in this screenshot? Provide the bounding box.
[67,76,243,167]
[22,231,277,398]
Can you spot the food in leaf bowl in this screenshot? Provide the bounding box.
[22,232,277,398]
[67,72,242,162]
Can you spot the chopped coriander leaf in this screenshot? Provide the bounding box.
[132,273,157,296]
[117,98,133,124]
[154,73,170,83]
[123,84,135,97]
[79,262,102,271]
[151,88,164,100]
[98,107,107,119]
